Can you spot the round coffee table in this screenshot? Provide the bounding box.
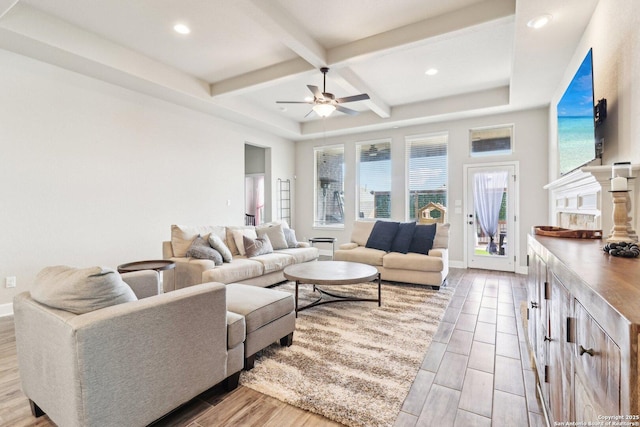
[283,261,381,316]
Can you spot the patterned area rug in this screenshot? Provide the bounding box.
[239,281,453,427]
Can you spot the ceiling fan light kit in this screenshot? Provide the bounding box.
[312,103,336,118]
[277,67,369,118]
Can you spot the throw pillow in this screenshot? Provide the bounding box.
[390,221,417,254]
[243,234,274,257]
[409,223,437,255]
[186,235,223,265]
[283,228,299,248]
[231,228,258,256]
[365,221,400,252]
[208,233,233,262]
[31,265,137,314]
[433,223,450,249]
[256,223,288,250]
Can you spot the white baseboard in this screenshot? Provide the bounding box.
[0,303,14,317]
[449,260,464,269]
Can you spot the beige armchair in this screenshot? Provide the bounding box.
[14,270,244,427]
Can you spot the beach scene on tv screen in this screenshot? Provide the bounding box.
[557,49,595,175]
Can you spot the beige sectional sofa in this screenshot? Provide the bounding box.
[334,221,449,290]
[163,222,319,291]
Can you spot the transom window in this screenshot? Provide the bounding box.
[470,125,513,157]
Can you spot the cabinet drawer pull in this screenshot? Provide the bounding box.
[531,301,538,308]
[544,336,551,342]
[579,345,595,356]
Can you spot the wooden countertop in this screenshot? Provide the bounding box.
[530,234,640,326]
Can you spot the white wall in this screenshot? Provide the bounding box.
[548,0,640,182]
[0,49,295,307]
[294,108,549,271]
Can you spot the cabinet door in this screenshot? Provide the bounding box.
[548,273,573,423]
[527,250,549,403]
[574,301,620,418]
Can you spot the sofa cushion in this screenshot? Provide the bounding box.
[409,223,437,255]
[226,283,294,334]
[250,252,296,273]
[31,266,137,314]
[186,236,223,266]
[382,252,444,272]
[434,223,450,249]
[202,258,264,284]
[275,247,319,264]
[333,246,386,266]
[390,221,416,254]
[171,224,226,258]
[256,223,288,250]
[351,221,376,246]
[366,221,400,252]
[208,233,233,263]
[226,311,246,349]
[282,228,300,248]
[244,235,274,258]
[231,228,258,256]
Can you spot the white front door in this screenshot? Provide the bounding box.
[465,163,517,272]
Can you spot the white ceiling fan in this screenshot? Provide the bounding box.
[276,67,370,118]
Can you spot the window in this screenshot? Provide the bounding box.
[314,145,345,227]
[470,125,513,156]
[406,133,448,221]
[356,140,391,219]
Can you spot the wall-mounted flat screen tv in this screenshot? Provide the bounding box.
[557,48,595,175]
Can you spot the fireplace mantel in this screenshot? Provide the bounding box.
[544,165,639,238]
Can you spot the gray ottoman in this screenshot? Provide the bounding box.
[226,283,295,369]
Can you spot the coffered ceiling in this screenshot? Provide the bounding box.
[0,0,599,140]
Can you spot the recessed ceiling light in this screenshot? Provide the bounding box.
[527,14,552,29]
[425,68,438,76]
[173,23,191,35]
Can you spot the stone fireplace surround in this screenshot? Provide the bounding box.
[544,165,640,239]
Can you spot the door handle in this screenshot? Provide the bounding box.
[468,221,473,225]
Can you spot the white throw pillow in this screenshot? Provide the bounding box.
[31,266,137,314]
[232,228,258,256]
[433,223,450,249]
[256,223,288,250]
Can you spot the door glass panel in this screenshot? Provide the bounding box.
[473,170,509,257]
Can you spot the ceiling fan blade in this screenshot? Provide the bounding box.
[336,93,370,103]
[335,105,359,116]
[276,101,313,104]
[304,109,316,118]
[307,85,323,99]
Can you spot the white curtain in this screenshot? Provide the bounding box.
[474,171,508,253]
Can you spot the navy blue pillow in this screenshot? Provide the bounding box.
[390,222,416,254]
[409,223,437,255]
[365,221,400,252]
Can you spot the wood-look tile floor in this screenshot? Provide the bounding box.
[0,268,545,426]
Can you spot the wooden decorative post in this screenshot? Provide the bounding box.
[608,191,636,242]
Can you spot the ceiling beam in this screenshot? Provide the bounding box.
[242,0,326,67]
[332,67,390,118]
[210,58,314,97]
[329,0,515,64]
[211,0,515,99]
[0,0,19,19]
